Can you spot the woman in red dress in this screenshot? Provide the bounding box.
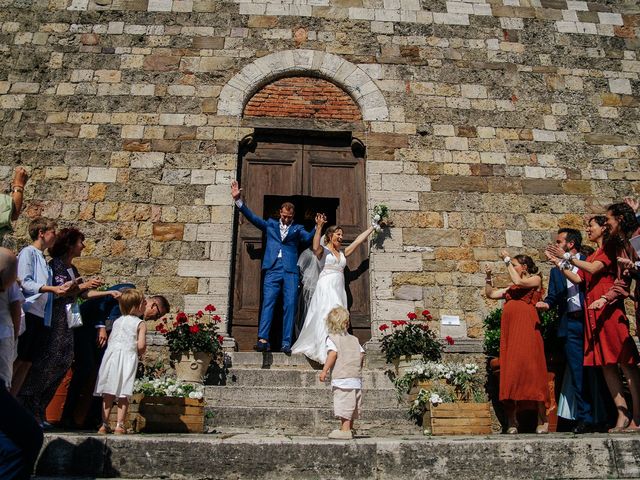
[485,251,549,434]
[548,212,640,432]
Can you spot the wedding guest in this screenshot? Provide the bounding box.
[536,228,597,433]
[547,211,640,432]
[18,228,117,425]
[0,249,22,390]
[0,248,42,480]
[94,288,147,435]
[0,166,29,248]
[12,218,69,396]
[319,306,364,440]
[484,251,549,434]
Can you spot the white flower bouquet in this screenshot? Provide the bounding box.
[134,376,205,400]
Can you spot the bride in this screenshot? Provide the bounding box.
[292,213,376,364]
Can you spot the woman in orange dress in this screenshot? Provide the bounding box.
[485,251,549,434]
[548,211,640,432]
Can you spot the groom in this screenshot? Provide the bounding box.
[231,181,315,354]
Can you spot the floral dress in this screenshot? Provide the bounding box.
[19,258,79,420]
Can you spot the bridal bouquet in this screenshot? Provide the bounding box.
[372,204,390,238]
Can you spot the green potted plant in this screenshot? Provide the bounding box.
[156,304,224,384]
[379,309,445,376]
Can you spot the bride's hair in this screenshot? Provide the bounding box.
[324,225,343,245]
[326,306,350,335]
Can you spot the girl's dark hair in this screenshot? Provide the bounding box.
[514,254,539,275]
[49,228,85,258]
[606,203,639,240]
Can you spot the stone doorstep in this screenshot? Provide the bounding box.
[227,351,322,369]
[204,385,400,408]
[206,405,418,436]
[36,433,640,479]
[225,367,394,388]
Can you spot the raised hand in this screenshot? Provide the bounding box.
[499,249,510,260]
[13,166,28,187]
[624,197,639,213]
[544,250,560,265]
[315,213,326,228]
[231,180,242,201]
[546,244,565,259]
[484,265,492,276]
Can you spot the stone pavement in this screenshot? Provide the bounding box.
[35,431,640,479]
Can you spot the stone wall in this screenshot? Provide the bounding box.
[0,0,638,342]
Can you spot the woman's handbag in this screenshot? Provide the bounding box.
[66,301,83,328]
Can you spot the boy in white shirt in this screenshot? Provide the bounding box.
[319,306,365,440]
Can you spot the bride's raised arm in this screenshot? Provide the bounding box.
[312,213,327,260]
[345,225,375,258]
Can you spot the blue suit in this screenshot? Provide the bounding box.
[544,259,593,423]
[238,203,314,348]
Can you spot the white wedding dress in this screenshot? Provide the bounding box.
[291,246,347,364]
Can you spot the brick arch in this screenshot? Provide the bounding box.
[218,50,389,121]
[244,76,362,121]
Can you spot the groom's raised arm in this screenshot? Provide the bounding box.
[231,180,268,232]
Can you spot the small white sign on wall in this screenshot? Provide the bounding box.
[441,315,460,326]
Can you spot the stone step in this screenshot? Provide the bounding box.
[227,351,323,369]
[226,367,395,388]
[35,432,640,479]
[206,405,418,436]
[204,385,400,408]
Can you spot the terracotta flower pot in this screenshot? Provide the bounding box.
[174,352,212,384]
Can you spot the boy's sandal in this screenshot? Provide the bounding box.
[114,422,126,435]
[97,423,112,435]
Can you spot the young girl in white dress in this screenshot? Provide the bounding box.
[292,214,375,364]
[94,288,147,434]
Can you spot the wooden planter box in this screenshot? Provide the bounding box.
[137,395,205,433]
[423,402,492,436]
[108,395,205,433]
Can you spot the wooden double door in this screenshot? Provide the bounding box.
[231,132,370,351]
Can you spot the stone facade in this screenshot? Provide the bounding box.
[0,0,638,343]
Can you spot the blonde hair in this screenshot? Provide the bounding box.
[118,288,145,316]
[326,306,350,335]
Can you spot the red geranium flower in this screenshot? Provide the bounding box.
[407,312,417,320]
[155,324,163,332]
[212,315,221,323]
[173,321,179,328]
[176,312,188,324]
[205,304,216,312]
[189,325,200,334]
[397,320,408,326]
[391,320,400,327]
[196,310,204,318]
[379,324,389,331]
[217,335,224,344]
[419,324,429,331]
[445,336,455,345]
[422,309,431,318]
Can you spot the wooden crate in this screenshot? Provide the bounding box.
[423,403,492,436]
[137,396,205,433]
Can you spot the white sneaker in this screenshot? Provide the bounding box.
[328,429,353,439]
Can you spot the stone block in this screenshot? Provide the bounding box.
[152,223,184,241]
[373,253,422,272]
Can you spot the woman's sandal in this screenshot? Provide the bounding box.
[608,418,631,434]
[114,422,126,435]
[506,426,518,434]
[536,422,549,434]
[97,422,112,435]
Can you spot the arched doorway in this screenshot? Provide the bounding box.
[230,76,371,351]
[231,132,370,351]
